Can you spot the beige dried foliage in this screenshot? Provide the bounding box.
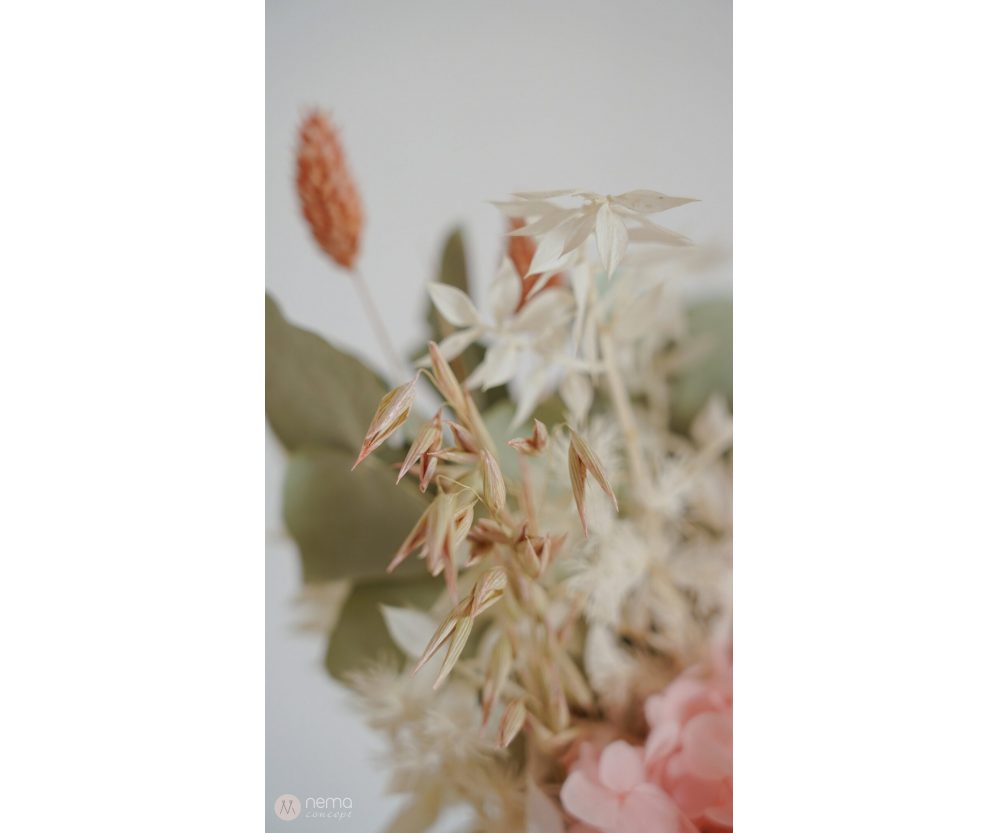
[339,180,732,833]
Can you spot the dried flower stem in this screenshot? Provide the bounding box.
[348,268,408,380]
[599,328,651,499]
[518,454,538,536]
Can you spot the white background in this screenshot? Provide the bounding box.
[266,3,730,831]
[3,2,1000,832]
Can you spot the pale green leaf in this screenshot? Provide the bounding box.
[671,299,733,434]
[325,577,442,681]
[266,294,388,453]
[283,446,429,583]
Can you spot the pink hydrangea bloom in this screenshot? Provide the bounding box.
[644,642,733,831]
[560,740,699,833]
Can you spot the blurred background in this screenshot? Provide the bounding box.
[266,1,731,829]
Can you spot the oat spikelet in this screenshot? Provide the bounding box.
[296,111,364,269]
[353,377,417,469]
[567,429,619,536]
[497,698,527,748]
[480,450,507,515]
[508,418,549,456]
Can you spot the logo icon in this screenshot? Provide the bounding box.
[274,794,301,821]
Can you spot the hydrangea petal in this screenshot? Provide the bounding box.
[646,676,715,726]
[644,719,681,762]
[619,784,695,833]
[667,773,730,821]
[560,771,618,829]
[597,740,645,793]
[679,712,733,780]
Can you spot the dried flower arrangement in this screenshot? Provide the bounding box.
[267,111,732,833]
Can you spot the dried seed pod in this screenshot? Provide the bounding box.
[480,450,507,515]
[556,651,594,711]
[452,504,476,545]
[497,698,527,748]
[481,637,513,726]
[532,721,581,758]
[296,111,363,270]
[567,428,619,536]
[433,615,474,689]
[568,445,590,535]
[546,665,570,732]
[424,493,455,576]
[469,518,508,545]
[536,535,553,574]
[412,561,506,687]
[465,518,506,567]
[507,418,549,456]
[353,377,418,469]
[445,420,478,453]
[413,611,460,675]
[388,489,470,576]
[417,453,438,493]
[427,449,479,466]
[468,567,508,618]
[427,341,467,418]
[387,502,431,573]
[397,413,442,483]
[514,536,542,578]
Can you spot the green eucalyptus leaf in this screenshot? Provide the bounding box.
[325,576,442,681]
[283,446,428,583]
[266,294,388,452]
[671,298,733,434]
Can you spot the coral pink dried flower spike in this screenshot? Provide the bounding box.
[296,110,364,270]
[295,110,407,379]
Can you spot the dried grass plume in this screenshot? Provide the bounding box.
[296,110,364,269]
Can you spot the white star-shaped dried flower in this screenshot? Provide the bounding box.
[423,257,575,391]
[494,188,697,279]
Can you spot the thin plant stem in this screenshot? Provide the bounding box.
[348,268,408,381]
[599,328,651,499]
[518,454,538,536]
